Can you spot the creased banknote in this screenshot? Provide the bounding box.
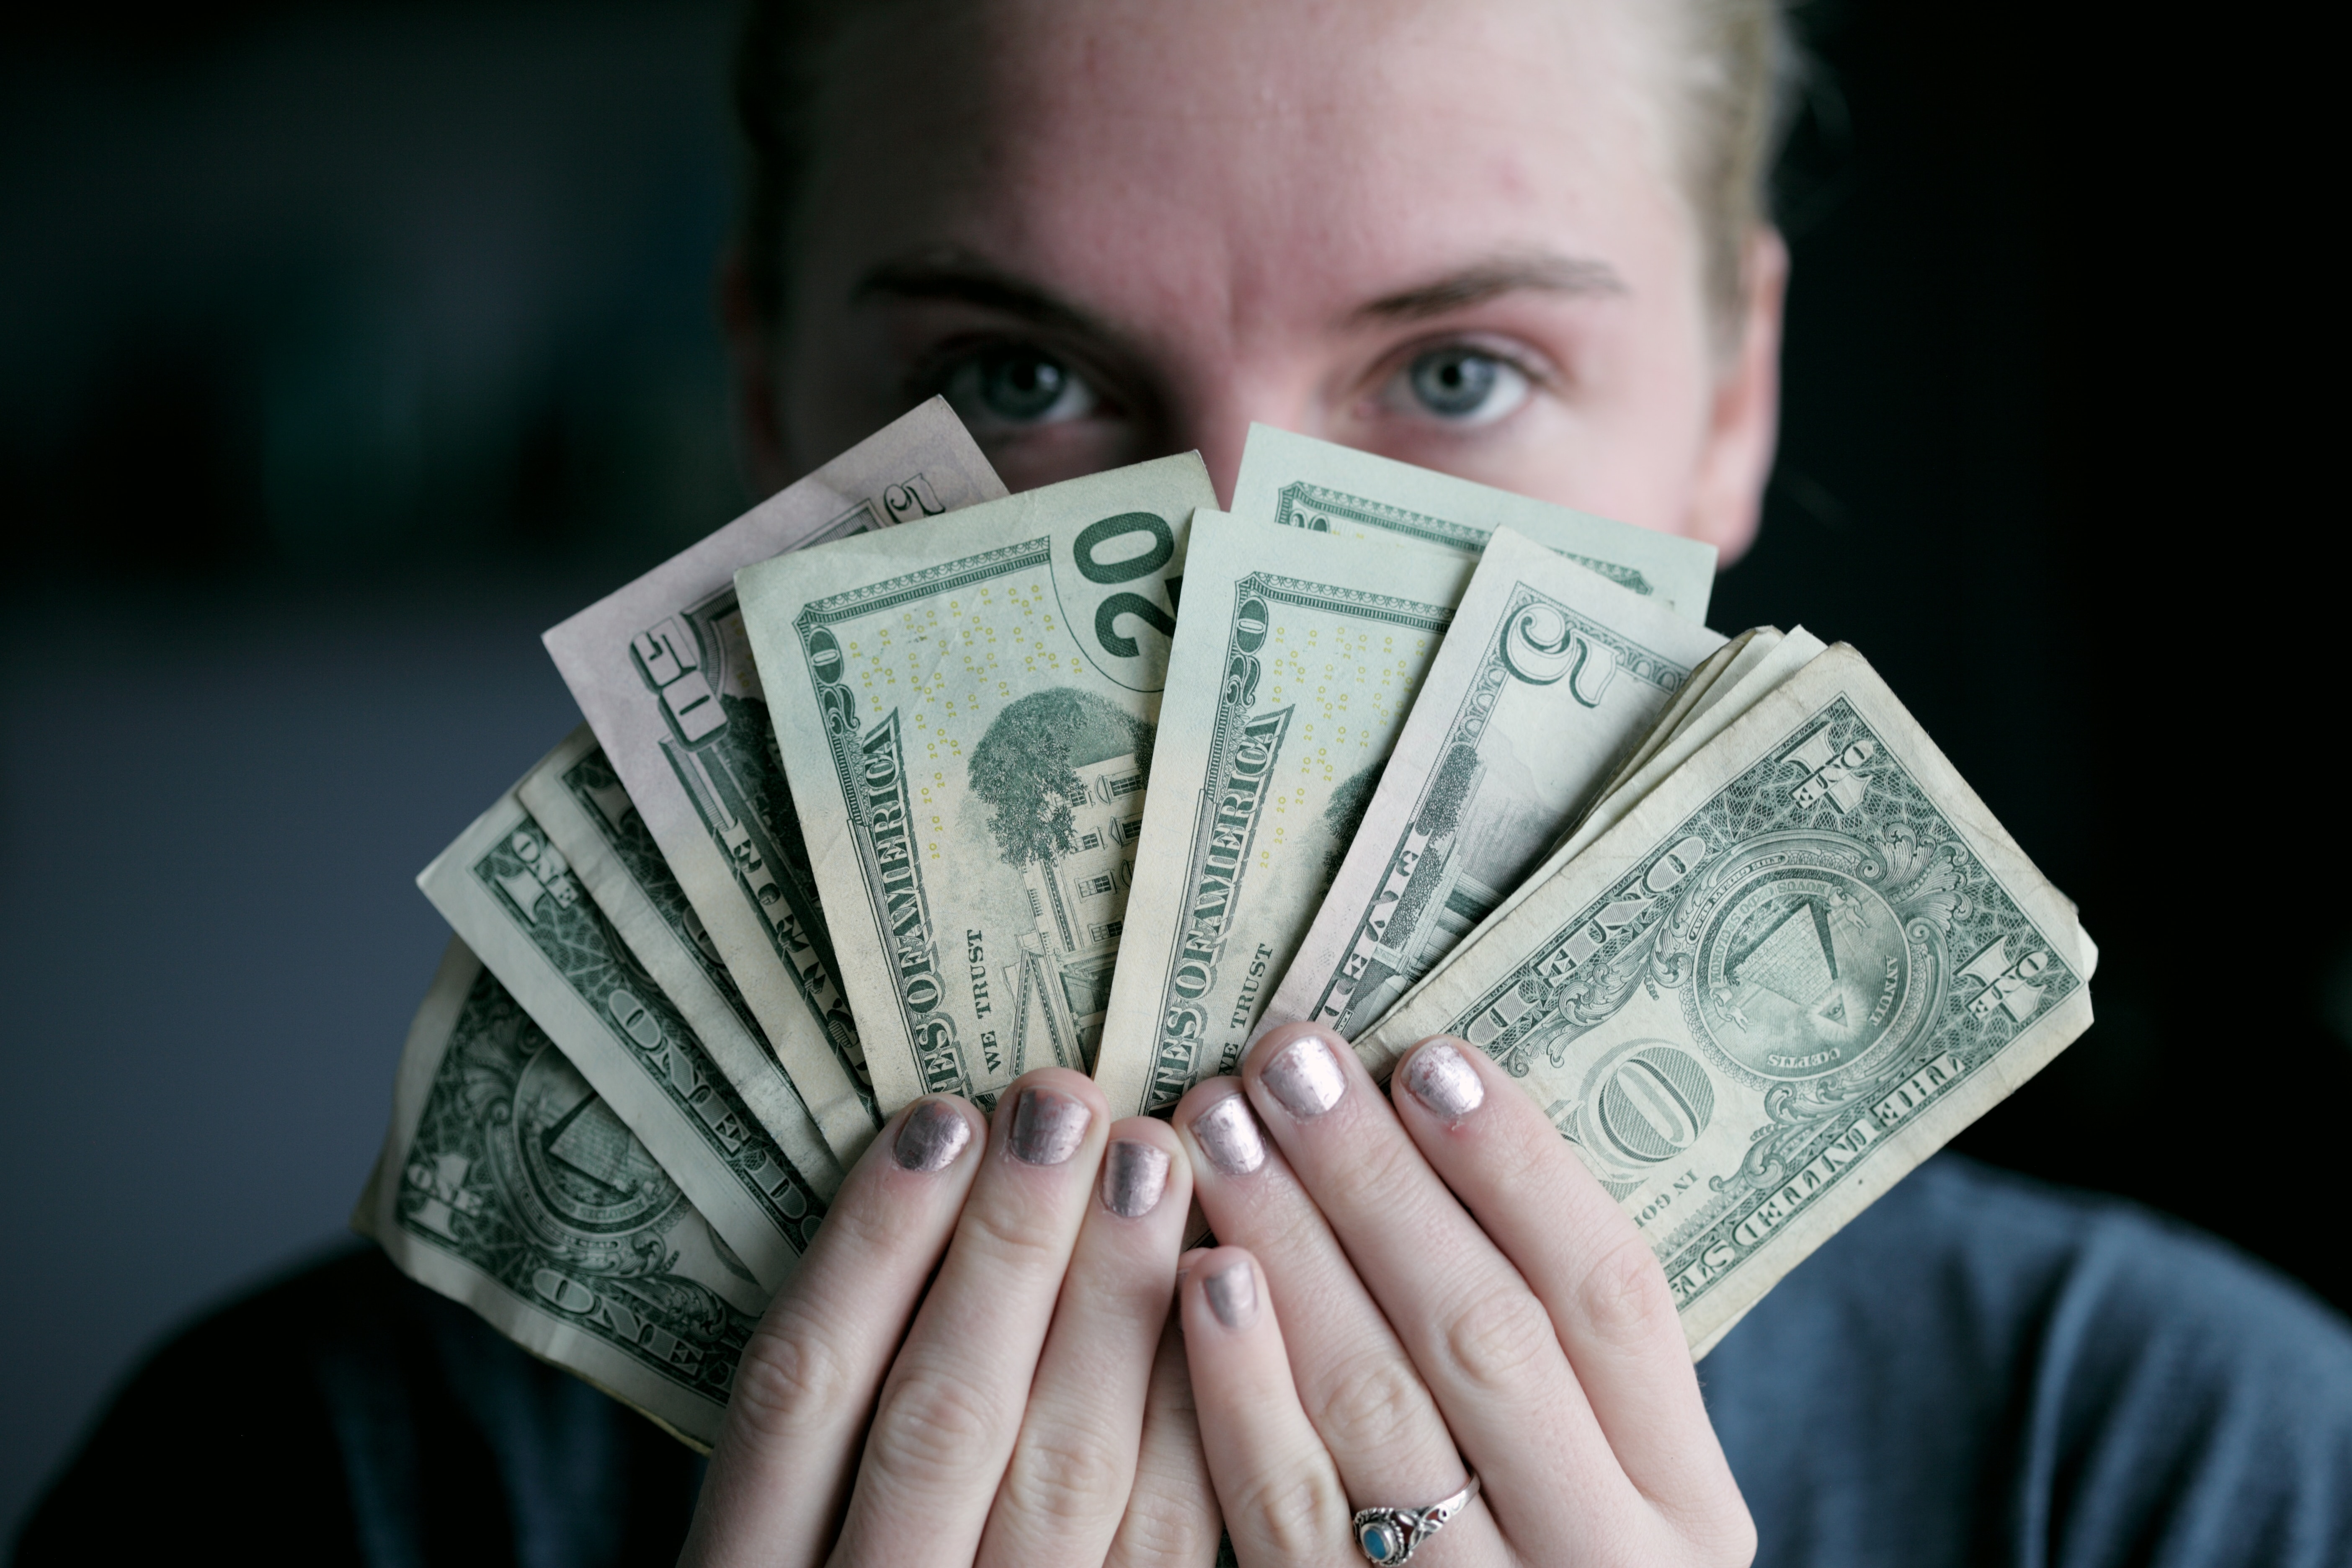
[1378,627,1831,1035]
[356,939,766,1450]
[419,746,830,1291]
[517,725,843,1198]
[1357,645,2092,1356]
[1230,425,1718,623]
[1267,527,1727,1039]
[1093,511,1470,1117]
[543,399,1006,1163]
[736,455,1216,1114]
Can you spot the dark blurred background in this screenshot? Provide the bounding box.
[3,0,2342,1540]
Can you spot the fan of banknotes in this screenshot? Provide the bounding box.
[353,398,2095,1448]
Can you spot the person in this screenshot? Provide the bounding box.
[18,1,2352,1564]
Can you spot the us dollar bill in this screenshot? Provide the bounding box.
[1229,424,1718,623]
[1356,645,2092,1356]
[1379,627,1830,1035]
[355,939,766,1450]
[543,399,1006,1163]
[419,746,830,1291]
[1267,527,1727,1039]
[736,455,1216,1114]
[1093,511,1471,1118]
[516,725,843,1198]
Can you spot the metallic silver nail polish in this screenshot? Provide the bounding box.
[1101,1139,1171,1218]
[1189,1093,1266,1176]
[1204,1261,1258,1329]
[1009,1086,1091,1166]
[893,1099,971,1172]
[1262,1033,1347,1120]
[1401,1039,1485,1119]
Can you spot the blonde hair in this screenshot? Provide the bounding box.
[735,0,1796,332]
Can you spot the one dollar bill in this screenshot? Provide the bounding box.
[516,725,844,1198]
[1093,511,1469,1117]
[542,399,1006,1163]
[355,939,765,1450]
[418,745,831,1292]
[1268,526,1726,1039]
[737,455,1217,1114]
[1357,644,2092,1356]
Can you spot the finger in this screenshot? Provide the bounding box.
[681,1096,983,1568]
[979,1117,1194,1568]
[1174,1081,1499,1559]
[1392,1035,1742,1524]
[832,1069,1109,1565]
[1242,1023,1607,1531]
[1104,1300,1224,1568]
[1180,1248,1358,1567]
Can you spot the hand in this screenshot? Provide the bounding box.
[680,1067,1219,1568]
[1171,1024,1756,1566]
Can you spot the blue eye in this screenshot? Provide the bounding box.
[944,346,1099,428]
[1398,346,1530,424]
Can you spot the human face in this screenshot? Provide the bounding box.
[737,0,1785,562]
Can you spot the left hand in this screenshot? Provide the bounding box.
[1169,1022,1756,1566]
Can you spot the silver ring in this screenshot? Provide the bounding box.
[1353,1470,1479,1564]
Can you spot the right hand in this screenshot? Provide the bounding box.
[678,1067,1217,1568]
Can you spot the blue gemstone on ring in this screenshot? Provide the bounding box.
[1362,1521,1399,1560]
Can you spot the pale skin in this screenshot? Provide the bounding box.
[687,0,1778,1561]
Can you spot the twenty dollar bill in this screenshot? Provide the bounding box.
[737,456,1216,1114]
[1230,425,1718,622]
[1094,511,1469,1117]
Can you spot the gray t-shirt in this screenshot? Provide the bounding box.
[17,1155,2352,1565]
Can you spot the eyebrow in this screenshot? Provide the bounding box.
[850,248,1626,336]
[1349,254,1627,323]
[852,255,1104,338]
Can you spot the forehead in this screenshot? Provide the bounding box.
[798,0,1687,315]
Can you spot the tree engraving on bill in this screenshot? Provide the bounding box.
[544,398,1007,1163]
[739,456,1214,1114]
[358,941,764,1449]
[1274,529,1724,1038]
[1358,651,2090,1354]
[1095,512,1463,1117]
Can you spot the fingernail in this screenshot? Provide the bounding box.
[1009,1086,1091,1166]
[1189,1093,1266,1176]
[1262,1032,1348,1120]
[1203,1261,1258,1329]
[1101,1139,1171,1217]
[893,1099,972,1172]
[1401,1039,1485,1119]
